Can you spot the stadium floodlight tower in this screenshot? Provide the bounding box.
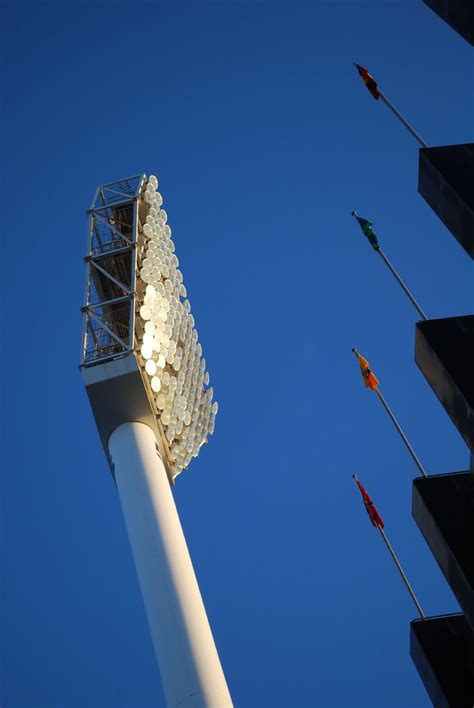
[79,174,232,708]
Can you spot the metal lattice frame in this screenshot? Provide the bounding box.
[80,175,146,366]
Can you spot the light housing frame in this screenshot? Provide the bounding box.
[80,173,217,480]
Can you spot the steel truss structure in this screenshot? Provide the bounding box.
[81,174,146,366]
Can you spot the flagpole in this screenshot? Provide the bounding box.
[377,525,426,619]
[352,475,426,620]
[378,92,429,149]
[351,211,429,321]
[375,388,428,478]
[353,63,428,148]
[377,248,428,321]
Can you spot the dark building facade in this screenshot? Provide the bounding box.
[410,3,474,705]
[422,0,474,45]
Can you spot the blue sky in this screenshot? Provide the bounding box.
[1,2,472,707]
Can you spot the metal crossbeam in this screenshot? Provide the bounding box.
[93,210,133,247]
[86,308,132,352]
[89,258,132,296]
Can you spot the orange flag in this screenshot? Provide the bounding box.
[352,348,379,391]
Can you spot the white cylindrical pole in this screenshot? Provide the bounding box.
[108,421,232,708]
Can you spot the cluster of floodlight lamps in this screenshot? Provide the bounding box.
[137,175,218,476]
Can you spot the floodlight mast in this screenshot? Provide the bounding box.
[80,175,232,707]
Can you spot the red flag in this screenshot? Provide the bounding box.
[354,476,384,529]
[355,63,380,100]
